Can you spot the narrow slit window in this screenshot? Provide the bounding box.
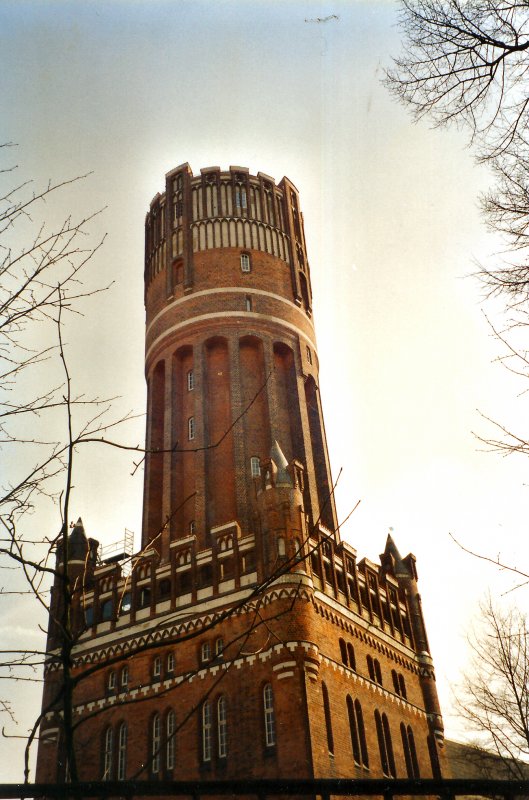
[166,710,176,770]
[188,416,195,441]
[263,683,276,747]
[187,369,194,391]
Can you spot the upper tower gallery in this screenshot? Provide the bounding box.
[142,164,337,554]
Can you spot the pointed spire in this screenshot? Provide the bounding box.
[270,440,292,486]
[68,517,89,559]
[381,528,410,578]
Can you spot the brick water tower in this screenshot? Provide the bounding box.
[36,165,447,786]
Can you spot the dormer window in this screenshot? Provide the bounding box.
[240,253,251,273]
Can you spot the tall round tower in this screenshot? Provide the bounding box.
[142,164,337,556]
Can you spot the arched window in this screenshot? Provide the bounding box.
[346,696,360,765]
[202,701,212,762]
[263,683,276,747]
[103,727,113,779]
[117,722,127,780]
[153,656,161,678]
[201,641,211,663]
[166,710,176,770]
[217,695,227,758]
[347,643,356,671]
[167,652,175,673]
[374,659,383,685]
[322,682,334,755]
[398,673,407,699]
[250,456,260,477]
[375,710,396,777]
[339,638,348,665]
[367,655,375,681]
[277,537,286,557]
[355,699,369,768]
[108,671,116,692]
[121,666,128,690]
[188,416,195,441]
[401,723,420,778]
[152,714,161,774]
[215,637,224,658]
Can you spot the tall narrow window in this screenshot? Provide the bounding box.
[215,637,224,658]
[347,696,361,766]
[240,253,251,272]
[152,714,161,774]
[401,723,420,778]
[167,652,175,673]
[306,345,312,365]
[187,369,194,391]
[375,710,396,777]
[189,519,196,535]
[245,295,252,311]
[355,699,369,768]
[201,641,211,663]
[322,682,334,755]
[218,695,227,758]
[166,710,176,770]
[250,456,260,477]
[188,416,195,441]
[263,683,276,747]
[153,656,161,678]
[202,701,212,762]
[347,643,356,671]
[108,671,116,692]
[374,659,383,686]
[117,722,127,780]
[121,666,128,690]
[103,727,113,780]
[339,638,348,665]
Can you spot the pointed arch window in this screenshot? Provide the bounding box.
[202,701,212,762]
[347,696,369,768]
[117,722,127,780]
[322,682,334,755]
[166,710,176,770]
[375,710,396,777]
[217,695,227,758]
[401,723,420,778]
[263,683,276,747]
[347,643,356,671]
[103,727,113,780]
[152,714,161,774]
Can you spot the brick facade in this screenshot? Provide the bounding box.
[36,165,448,788]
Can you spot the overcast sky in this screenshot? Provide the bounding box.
[2,0,529,781]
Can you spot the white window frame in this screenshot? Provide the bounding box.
[167,652,175,673]
[166,710,176,770]
[240,253,251,273]
[188,416,195,441]
[153,656,161,677]
[250,456,260,478]
[201,641,211,663]
[215,637,224,657]
[117,723,127,780]
[103,727,113,780]
[263,683,276,747]
[152,714,161,774]
[218,696,227,758]
[108,671,116,691]
[121,666,128,690]
[202,701,212,762]
[187,369,194,391]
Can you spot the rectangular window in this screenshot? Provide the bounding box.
[153,656,161,677]
[187,369,194,391]
[167,652,175,673]
[166,711,176,770]
[263,683,276,747]
[201,641,211,663]
[306,345,312,365]
[240,253,251,272]
[245,295,252,311]
[188,416,195,441]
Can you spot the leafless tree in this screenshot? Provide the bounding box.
[458,599,529,777]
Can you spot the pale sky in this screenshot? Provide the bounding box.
[2,0,529,781]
